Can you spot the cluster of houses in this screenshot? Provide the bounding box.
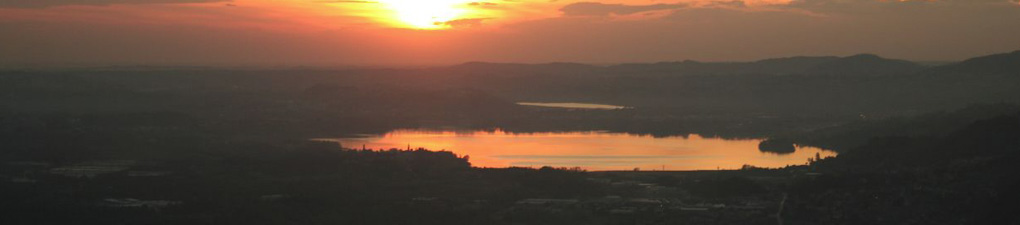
[513,196,768,215]
[4,160,180,211]
[48,160,137,178]
[501,175,780,223]
[4,160,174,179]
[101,198,181,210]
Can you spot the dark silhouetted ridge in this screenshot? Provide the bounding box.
[606,54,919,75]
[450,61,598,73]
[752,56,841,73]
[929,50,1020,75]
[804,54,923,75]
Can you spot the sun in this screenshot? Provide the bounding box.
[376,0,475,30]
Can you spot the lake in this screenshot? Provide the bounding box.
[314,129,836,171]
[516,102,629,110]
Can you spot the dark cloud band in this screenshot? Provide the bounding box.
[560,2,689,17]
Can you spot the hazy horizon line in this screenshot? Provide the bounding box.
[0,52,996,71]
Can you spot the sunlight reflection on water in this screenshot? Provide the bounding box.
[314,129,836,171]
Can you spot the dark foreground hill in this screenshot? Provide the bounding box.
[785,110,1020,224]
[786,103,1020,151]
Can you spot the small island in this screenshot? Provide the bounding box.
[758,138,797,154]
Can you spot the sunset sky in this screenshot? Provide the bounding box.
[1,0,1019,66]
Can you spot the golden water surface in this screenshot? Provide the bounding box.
[317,129,836,171]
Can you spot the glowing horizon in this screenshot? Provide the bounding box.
[1,0,1018,65]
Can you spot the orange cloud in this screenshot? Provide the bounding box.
[0,0,230,8]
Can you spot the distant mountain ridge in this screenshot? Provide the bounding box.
[452,53,928,76]
[606,54,922,76]
[609,54,926,76]
[925,50,1020,75]
[448,62,600,74]
[447,50,1020,78]
[431,50,1020,116]
[805,54,923,75]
